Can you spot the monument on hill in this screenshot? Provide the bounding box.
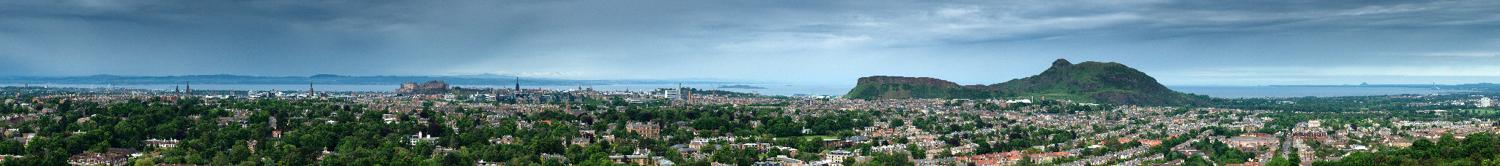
[397,80,450,95]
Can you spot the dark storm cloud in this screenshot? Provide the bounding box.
[3,0,1499,85]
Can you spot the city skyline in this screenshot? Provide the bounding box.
[3,0,1500,85]
[6,1,1500,165]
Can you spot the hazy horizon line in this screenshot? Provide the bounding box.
[2,73,1496,87]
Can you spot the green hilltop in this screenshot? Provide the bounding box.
[845,59,1208,106]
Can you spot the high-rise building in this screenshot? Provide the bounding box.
[662,88,680,99]
[1480,97,1493,108]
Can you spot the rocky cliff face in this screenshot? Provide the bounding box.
[845,59,1206,105]
[855,76,961,88]
[845,76,992,100]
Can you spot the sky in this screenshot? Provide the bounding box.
[2,0,1500,86]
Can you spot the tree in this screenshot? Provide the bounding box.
[1265,154,1292,166]
[765,117,803,137]
[858,152,912,166]
[975,140,993,154]
[906,144,926,159]
[133,156,157,166]
[1288,149,1301,165]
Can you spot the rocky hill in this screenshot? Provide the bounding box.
[845,76,995,100]
[845,59,1207,105]
[397,80,450,95]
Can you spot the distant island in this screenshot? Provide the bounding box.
[846,59,1208,106]
[717,84,766,89]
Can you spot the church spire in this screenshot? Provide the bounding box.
[308,81,316,97]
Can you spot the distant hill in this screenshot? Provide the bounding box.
[846,59,1208,105]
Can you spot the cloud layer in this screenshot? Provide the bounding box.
[3,0,1499,85]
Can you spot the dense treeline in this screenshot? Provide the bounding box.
[0,98,545,165]
[1314,133,1500,166]
[0,96,897,165]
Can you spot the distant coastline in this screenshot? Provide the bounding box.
[1266,83,1500,91]
[717,84,766,89]
[1269,83,1496,87]
[0,83,855,96]
[0,74,729,86]
[1170,85,1480,98]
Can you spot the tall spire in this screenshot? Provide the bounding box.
[308,81,315,97]
[514,77,521,91]
[185,81,191,95]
